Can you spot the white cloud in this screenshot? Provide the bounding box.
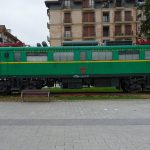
[0,0,48,46]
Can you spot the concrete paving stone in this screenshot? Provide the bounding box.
[64,146,74,150]
[0,100,150,150]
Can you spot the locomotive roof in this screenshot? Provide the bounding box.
[0,45,150,51]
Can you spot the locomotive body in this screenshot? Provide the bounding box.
[0,45,150,93]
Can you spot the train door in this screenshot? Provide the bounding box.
[80,51,86,61]
[79,51,87,74]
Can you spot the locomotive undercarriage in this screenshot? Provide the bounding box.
[0,75,150,94]
[120,76,146,92]
[0,77,48,94]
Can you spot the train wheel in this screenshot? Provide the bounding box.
[121,81,142,93]
[121,80,130,93]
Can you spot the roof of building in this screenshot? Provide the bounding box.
[45,0,61,7]
[0,25,22,43]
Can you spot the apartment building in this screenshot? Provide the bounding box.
[45,0,139,46]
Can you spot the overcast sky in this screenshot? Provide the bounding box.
[0,0,48,46]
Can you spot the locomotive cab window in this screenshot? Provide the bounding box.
[119,50,139,60]
[4,52,9,59]
[92,51,112,60]
[53,52,74,61]
[27,52,47,62]
[14,52,21,62]
[145,51,150,60]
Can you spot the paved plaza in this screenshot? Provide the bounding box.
[0,100,150,150]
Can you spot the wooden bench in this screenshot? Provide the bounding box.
[21,90,50,102]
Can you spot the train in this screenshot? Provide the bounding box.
[0,44,150,94]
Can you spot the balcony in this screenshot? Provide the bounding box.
[83,4,94,9]
[83,32,95,36]
[114,31,133,37]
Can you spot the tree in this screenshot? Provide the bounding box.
[141,0,150,39]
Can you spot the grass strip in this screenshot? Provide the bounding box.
[47,87,121,93]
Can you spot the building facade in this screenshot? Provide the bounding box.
[0,25,22,44]
[45,0,140,46]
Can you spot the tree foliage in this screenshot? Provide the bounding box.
[140,0,150,39]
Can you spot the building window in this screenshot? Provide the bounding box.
[115,0,122,7]
[83,0,94,8]
[102,12,110,22]
[64,0,71,7]
[27,53,47,62]
[103,26,110,37]
[125,25,132,35]
[145,51,150,60]
[14,52,21,62]
[53,52,74,61]
[83,12,95,22]
[114,11,121,22]
[125,11,132,21]
[119,51,139,60]
[64,12,71,23]
[92,51,112,60]
[83,26,95,37]
[115,25,122,36]
[64,27,72,38]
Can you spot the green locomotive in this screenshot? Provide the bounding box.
[0,45,150,93]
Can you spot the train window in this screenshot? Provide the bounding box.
[145,51,150,60]
[119,51,139,60]
[4,52,9,59]
[14,52,21,62]
[27,52,47,62]
[80,52,86,61]
[92,51,112,60]
[53,52,74,61]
